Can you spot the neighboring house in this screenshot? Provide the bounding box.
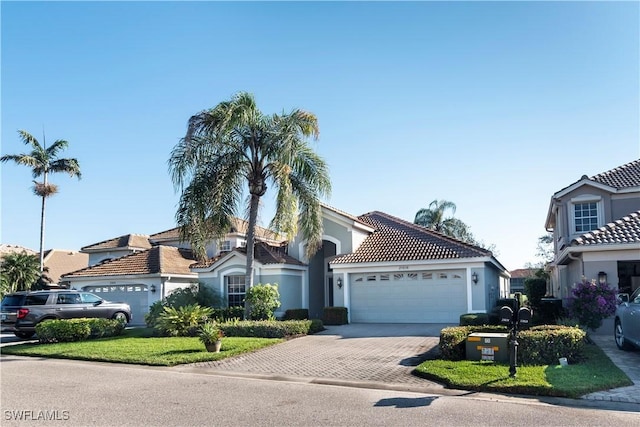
[63,205,510,324]
[42,249,89,285]
[508,268,538,295]
[545,159,640,299]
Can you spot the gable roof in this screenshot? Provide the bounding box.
[149,218,284,244]
[590,159,640,189]
[191,241,305,269]
[572,210,640,246]
[81,234,152,252]
[331,211,491,264]
[509,268,538,279]
[63,246,197,278]
[42,250,89,283]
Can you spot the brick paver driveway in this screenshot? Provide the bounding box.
[183,323,451,387]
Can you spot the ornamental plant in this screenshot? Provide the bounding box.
[566,279,617,331]
[245,283,281,321]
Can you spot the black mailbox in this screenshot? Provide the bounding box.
[517,307,532,328]
[499,306,514,325]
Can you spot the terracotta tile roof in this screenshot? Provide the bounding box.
[191,241,305,269]
[590,159,640,189]
[42,250,89,283]
[0,244,37,258]
[332,211,491,264]
[572,210,640,246]
[63,246,197,278]
[81,234,152,252]
[509,268,538,279]
[149,218,284,243]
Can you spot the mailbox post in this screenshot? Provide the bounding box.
[499,302,532,377]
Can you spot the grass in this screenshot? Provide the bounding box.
[1,328,283,366]
[414,343,633,398]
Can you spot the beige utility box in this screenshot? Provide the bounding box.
[466,332,509,362]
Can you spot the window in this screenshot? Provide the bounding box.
[57,293,81,304]
[407,273,418,280]
[394,273,404,280]
[439,273,448,279]
[220,240,232,252]
[227,275,246,307]
[574,202,599,233]
[366,275,377,282]
[25,294,49,305]
[380,274,390,281]
[81,293,102,304]
[422,273,433,280]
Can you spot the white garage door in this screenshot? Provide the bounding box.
[83,284,149,326]
[350,270,467,323]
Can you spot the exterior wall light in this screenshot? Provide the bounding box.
[337,277,343,289]
[472,272,478,284]
[150,284,156,293]
[598,271,607,284]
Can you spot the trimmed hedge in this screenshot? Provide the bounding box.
[459,313,490,326]
[439,325,586,364]
[323,307,348,325]
[283,309,309,320]
[35,318,125,343]
[220,319,324,338]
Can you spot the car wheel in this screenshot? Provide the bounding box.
[14,331,35,339]
[615,319,633,351]
[112,312,129,324]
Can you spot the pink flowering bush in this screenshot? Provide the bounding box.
[567,279,617,331]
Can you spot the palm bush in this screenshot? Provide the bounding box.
[155,304,214,337]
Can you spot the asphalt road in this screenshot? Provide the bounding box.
[1,355,638,427]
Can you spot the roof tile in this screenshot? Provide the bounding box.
[590,159,640,189]
[572,211,640,246]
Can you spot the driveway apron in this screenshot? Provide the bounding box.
[185,324,448,388]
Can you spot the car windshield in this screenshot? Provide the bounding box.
[1,295,24,307]
[631,288,640,303]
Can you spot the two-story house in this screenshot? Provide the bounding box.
[545,159,640,300]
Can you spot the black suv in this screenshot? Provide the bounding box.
[1,290,132,339]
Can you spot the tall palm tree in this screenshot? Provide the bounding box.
[0,251,41,293]
[169,92,331,306]
[414,199,476,243]
[1,130,81,271]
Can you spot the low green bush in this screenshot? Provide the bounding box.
[322,307,348,325]
[36,319,91,343]
[154,304,214,337]
[518,325,586,364]
[309,319,325,334]
[210,306,245,322]
[86,318,126,338]
[439,324,586,364]
[283,308,309,320]
[459,313,489,326]
[220,320,321,338]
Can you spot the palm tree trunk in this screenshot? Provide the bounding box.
[39,172,47,272]
[244,192,260,319]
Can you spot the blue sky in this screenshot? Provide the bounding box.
[1,1,638,271]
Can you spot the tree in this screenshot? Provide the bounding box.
[0,251,41,294]
[169,92,331,315]
[414,200,477,243]
[1,130,81,271]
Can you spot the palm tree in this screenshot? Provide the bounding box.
[1,130,81,271]
[0,251,41,293]
[169,92,331,312]
[414,199,476,243]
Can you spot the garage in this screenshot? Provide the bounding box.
[83,284,149,325]
[349,269,468,323]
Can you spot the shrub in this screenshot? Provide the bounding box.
[284,309,309,320]
[154,304,214,337]
[210,306,245,322]
[220,320,319,338]
[459,313,489,326]
[439,324,586,364]
[323,307,348,325]
[566,279,617,331]
[36,319,91,343]
[518,326,586,364]
[309,319,325,334]
[144,283,221,327]
[85,318,126,338]
[245,283,281,321]
[524,278,547,309]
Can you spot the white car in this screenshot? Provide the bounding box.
[614,287,640,350]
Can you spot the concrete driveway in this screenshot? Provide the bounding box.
[178,323,451,391]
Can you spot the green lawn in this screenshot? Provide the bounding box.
[1,328,283,366]
[414,343,632,398]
